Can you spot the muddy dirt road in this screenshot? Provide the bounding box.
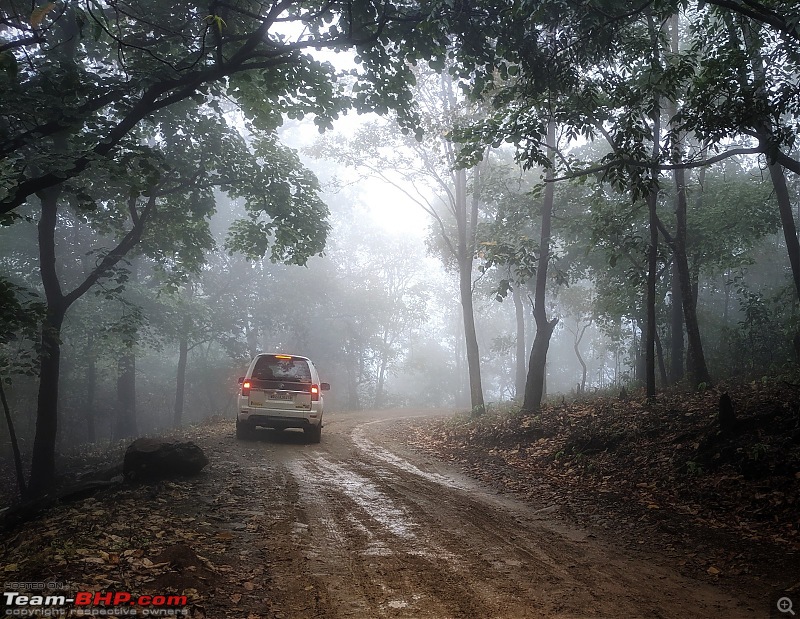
[211,408,762,618]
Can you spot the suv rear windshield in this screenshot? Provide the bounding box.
[252,356,312,384]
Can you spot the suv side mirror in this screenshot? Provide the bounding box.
[320,382,331,391]
[237,376,244,384]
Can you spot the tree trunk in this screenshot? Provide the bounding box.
[522,119,559,412]
[28,187,66,496]
[174,318,189,427]
[670,260,684,383]
[452,163,484,415]
[574,333,587,394]
[513,285,526,400]
[655,330,668,387]
[115,347,137,439]
[459,252,485,414]
[85,331,96,443]
[374,339,389,408]
[1,379,26,498]
[674,197,710,387]
[768,162,800,302]
[646,188,658,401]
[664,16,712,389]
[28,181,153,494]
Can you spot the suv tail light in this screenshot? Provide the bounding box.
[241,380,252,396]
[310,384,319,401]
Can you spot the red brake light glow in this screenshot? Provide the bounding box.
[311,384,319,401]
[275,354,292,359]
[242,380,251,396]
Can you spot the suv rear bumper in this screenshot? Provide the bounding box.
[238,410,321,430]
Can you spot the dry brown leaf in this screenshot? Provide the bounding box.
[30,3,56,27]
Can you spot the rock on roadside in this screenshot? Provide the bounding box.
[123,438,209,481]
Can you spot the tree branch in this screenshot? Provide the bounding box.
[64,194,157,308]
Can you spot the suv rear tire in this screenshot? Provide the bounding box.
[305,423,322,444]
[236,419,255,440]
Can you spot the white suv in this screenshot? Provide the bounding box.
[236,353,330,443]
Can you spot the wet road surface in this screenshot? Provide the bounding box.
[225,409,758,618]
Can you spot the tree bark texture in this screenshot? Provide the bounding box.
[28,186,66,496]
[513,285,527,400]
[522,120,558,412]
[1,379,27,498]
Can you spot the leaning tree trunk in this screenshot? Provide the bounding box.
[522,119,559,412]
[735,19,800,305]
[768,160,800,302]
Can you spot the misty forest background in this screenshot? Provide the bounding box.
[1,0,799,497]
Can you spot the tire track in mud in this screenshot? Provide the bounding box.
[288,448,492,618]
[258,412,757,619]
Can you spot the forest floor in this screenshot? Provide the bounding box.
[0,381,797,618]
[398,380,800,598]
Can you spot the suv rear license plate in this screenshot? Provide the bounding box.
[269,392,293,401]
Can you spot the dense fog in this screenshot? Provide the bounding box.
[1,1,799,498]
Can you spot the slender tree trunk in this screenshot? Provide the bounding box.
[574,324,588,394]
[667,18,685,386]
[459,252,484,414]
[374,342,389,408]
[246,317,258,358]
[115,348,137,438]
[670,260,684,383]
[655,330,669,387]
[453,163,484,414]
[734,19,800,357]
[442,71,484,415]
[28,187,66,496]
[513,285,526,400]
[667,17,712,389]
[646,188,659,401]
[85,331,96,443]
[675,208,710,389]
[115,257,138,439]
[645,19,662,401]
[174,318,189,427]
[522,120,559,412]
[768,162,800,302]
[1,379,26,498]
